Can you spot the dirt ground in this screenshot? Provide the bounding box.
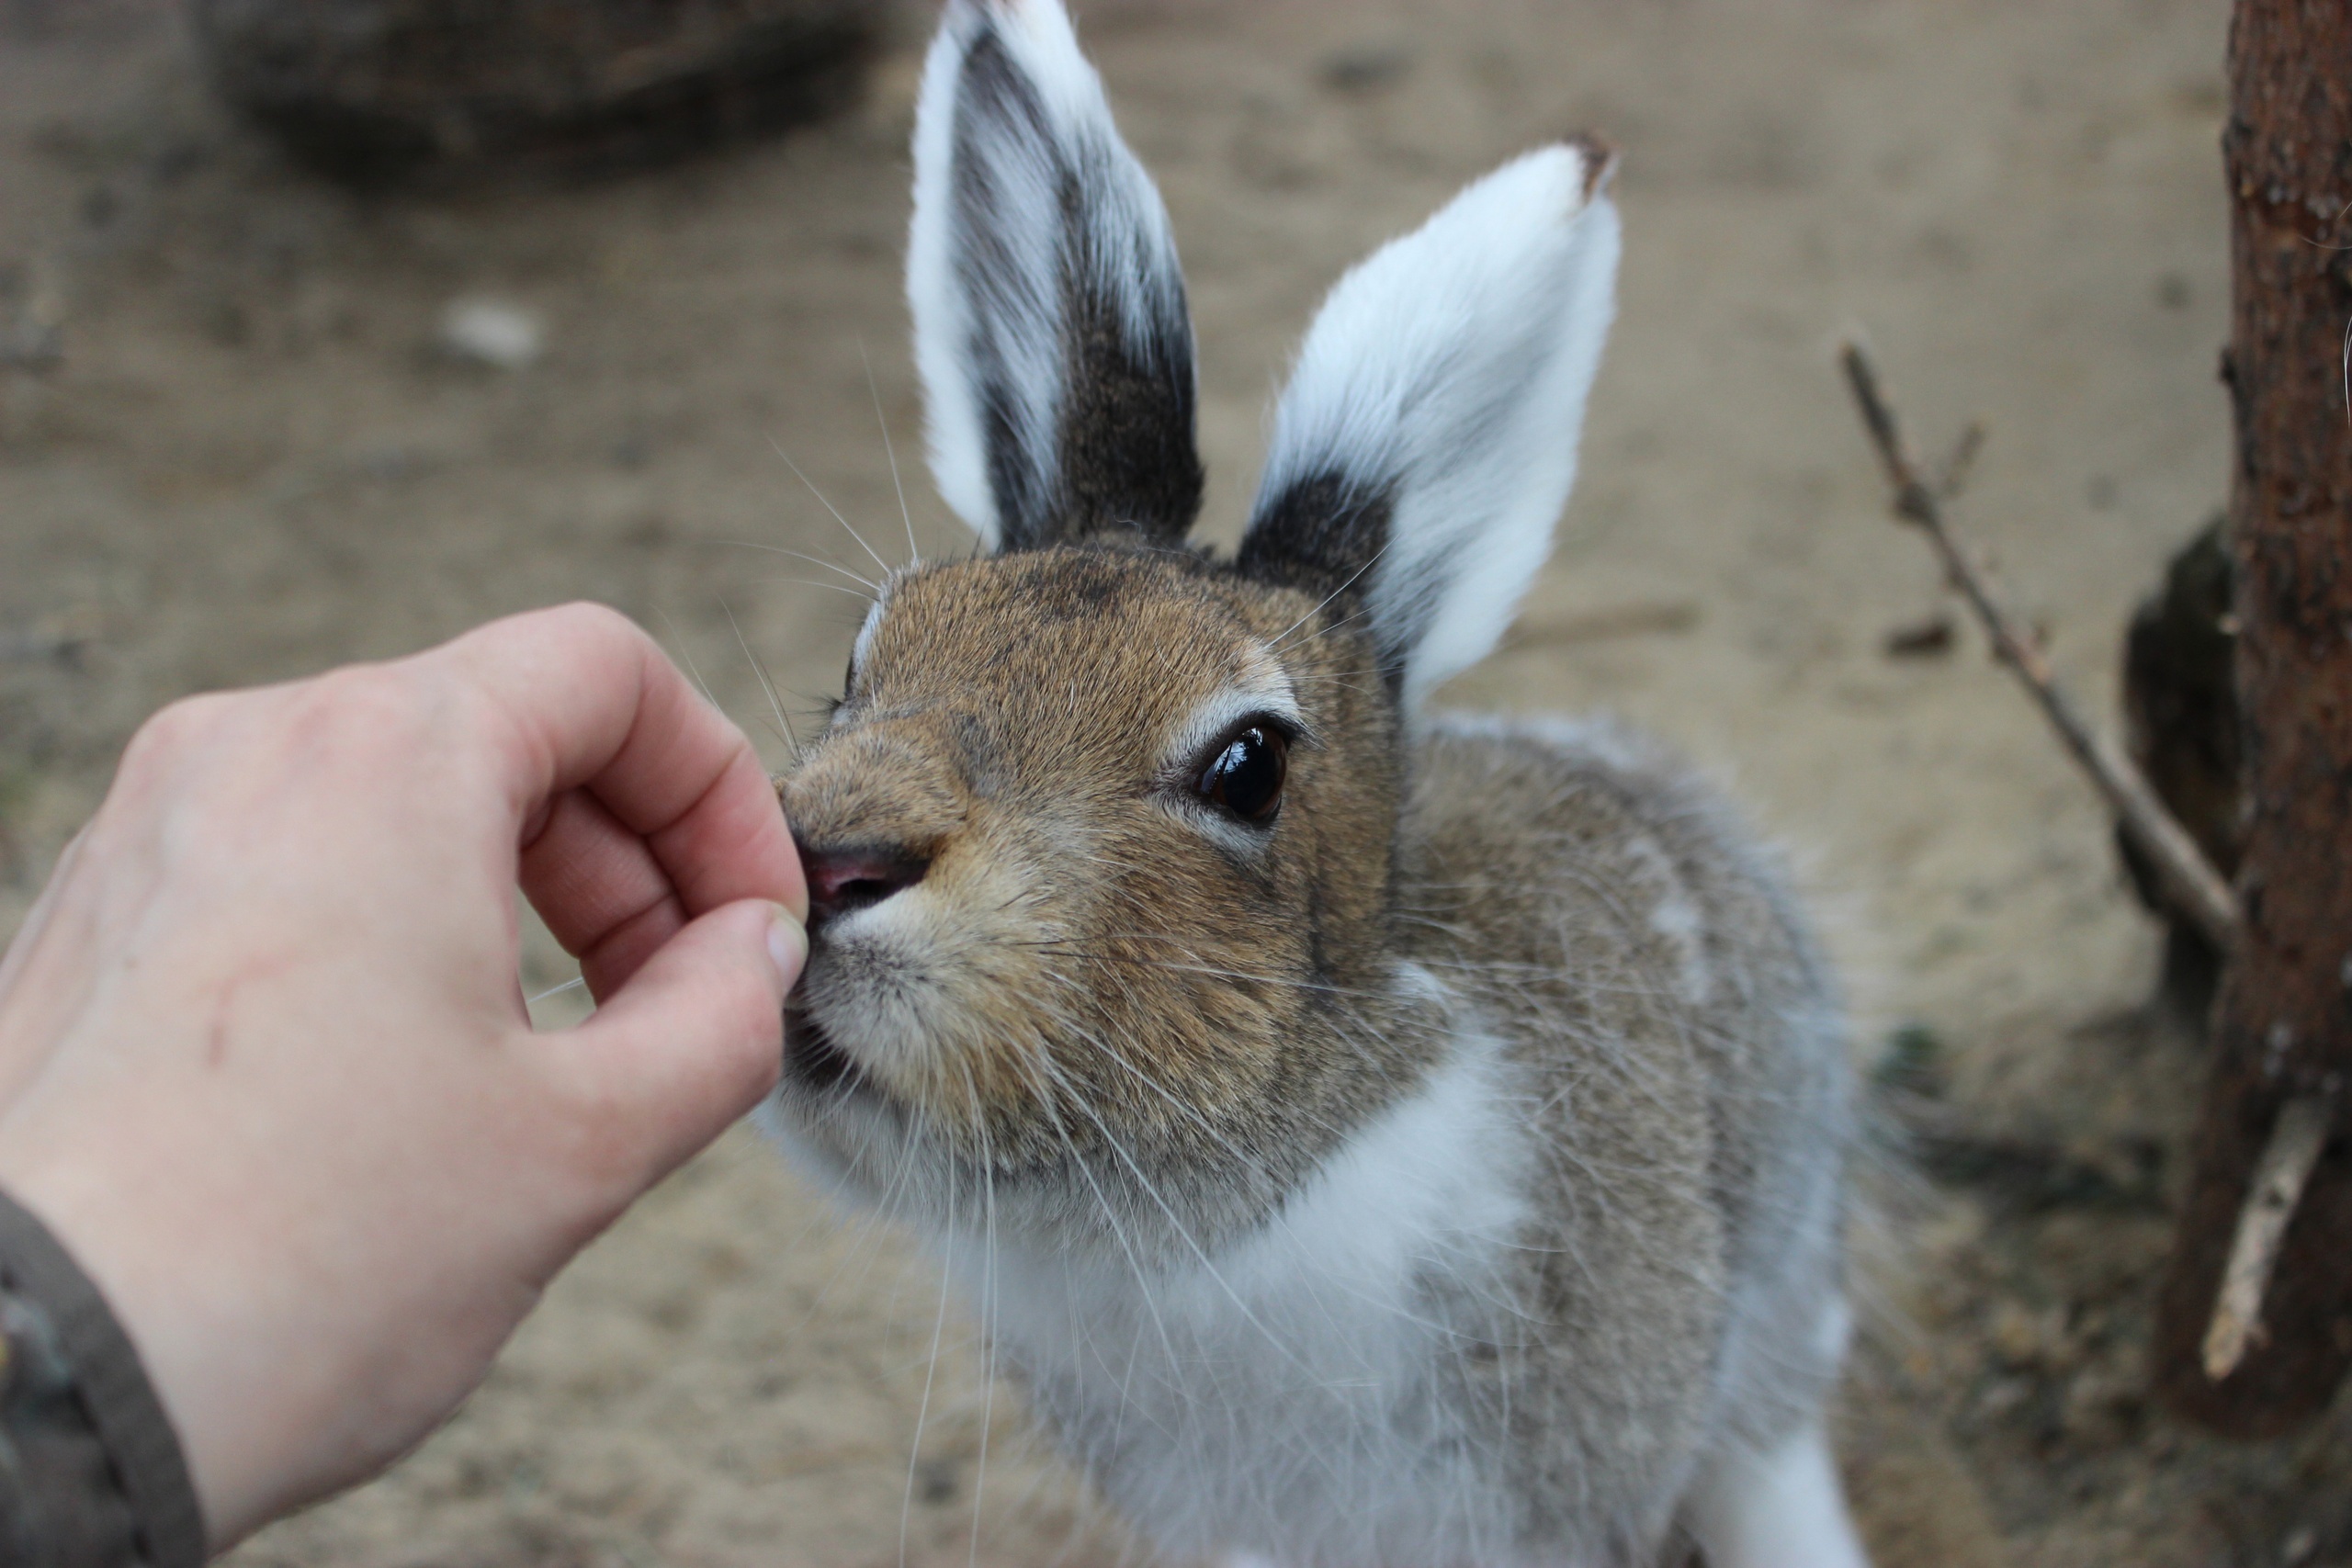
[4,0,2349,1563]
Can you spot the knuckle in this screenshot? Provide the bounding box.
[525,600,644,665]
[127,693,220,758]
[550,600,639,642]
[116,693,234,790]
[551,1066,623,1141]
[291,666,433,756]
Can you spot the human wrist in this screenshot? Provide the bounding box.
[0,1183,209,1567]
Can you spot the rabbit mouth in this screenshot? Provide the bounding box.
[784,1012,873,1100]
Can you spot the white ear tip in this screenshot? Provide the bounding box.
[1505,138,1620,222]
[1561,132,1622,201]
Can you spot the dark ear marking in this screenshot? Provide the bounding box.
[1234,471,1394,596]
[1233,469,1403,686]
[1054,208,1203,547]
[911,0,1203,555]
[1236,143,1622,714]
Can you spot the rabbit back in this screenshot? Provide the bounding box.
[1400,713,1855,1556]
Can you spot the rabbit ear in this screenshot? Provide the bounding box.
[1237,142,1622,714]
[908,0,1204,553]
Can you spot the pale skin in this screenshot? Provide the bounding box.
[0,604,808,1551]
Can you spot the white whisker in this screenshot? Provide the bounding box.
[715,538,883,594]
[899,1168,956,1568]
[718,595,799,763]
[525,975,584,1006]
[769,437,894,577]
[861,335,923,568]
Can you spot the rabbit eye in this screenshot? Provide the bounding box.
[1198,725,1287,824]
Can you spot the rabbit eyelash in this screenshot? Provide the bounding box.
[1159,682,1310,788]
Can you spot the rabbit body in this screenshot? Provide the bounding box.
[764,2,1868,1564]
[956,717,1854,1566]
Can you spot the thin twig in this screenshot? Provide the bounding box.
[2203,1095,2333,1380]
[1838,343,2318,1388]
[1938,421,1986,498]
[1838,340,2243,953]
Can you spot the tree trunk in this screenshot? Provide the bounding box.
[2151,0,2352,1437]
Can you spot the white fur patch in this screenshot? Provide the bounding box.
[1621,831,1713,1005]
[908,0,1187,547]
[964,1002,1535,1563]
[848,586,889,680]
[1250,145,1622,714]
[1689,1419,1871,1568]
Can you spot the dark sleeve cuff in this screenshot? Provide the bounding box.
[0,1189,207,1568]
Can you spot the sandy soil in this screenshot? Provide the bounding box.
[5,0,2349,1562]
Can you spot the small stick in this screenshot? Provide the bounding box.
[2203,1095,2333,1380]
[1838,340,2243,953]
[1838,341,2325,1394]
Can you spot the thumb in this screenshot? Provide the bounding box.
[560,897,804,1181]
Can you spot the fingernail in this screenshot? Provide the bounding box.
[766,904,808,989]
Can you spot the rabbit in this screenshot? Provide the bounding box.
[759,1,1870,1564]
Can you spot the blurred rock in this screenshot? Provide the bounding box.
[1883,612,1956,660]
[436,299,543,370]
[0,319,62,374]
[1317,42,1414,95]
[191,0,888,184]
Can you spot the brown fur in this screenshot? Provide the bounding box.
[774,539,1857,1562]
[780,544,1432,1255]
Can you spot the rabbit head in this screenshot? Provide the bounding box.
[769,0,1621,1258]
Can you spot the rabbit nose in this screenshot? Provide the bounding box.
[801,845,931,930]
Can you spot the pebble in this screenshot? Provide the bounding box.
[437,299,543,369]
[1318,42,1414,93]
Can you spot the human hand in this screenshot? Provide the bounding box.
[0,604,807,1548]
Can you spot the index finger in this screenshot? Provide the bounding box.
[430,604,807,925]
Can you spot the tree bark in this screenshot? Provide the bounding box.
[2151,0,2352,1437]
